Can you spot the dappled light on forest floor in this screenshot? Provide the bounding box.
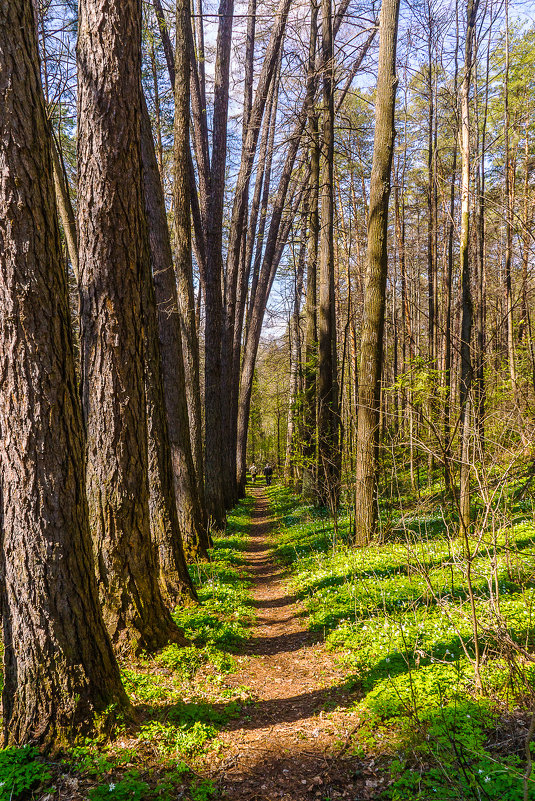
[202,487,377,800]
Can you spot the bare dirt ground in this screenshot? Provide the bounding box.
[207,487,386,801]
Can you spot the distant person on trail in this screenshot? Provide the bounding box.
[250,464,258,483]
[264,463,273,486]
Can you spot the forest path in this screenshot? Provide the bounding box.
[209,486,379,801]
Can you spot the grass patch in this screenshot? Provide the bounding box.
[266,483,535,800]
[35,494,258,800]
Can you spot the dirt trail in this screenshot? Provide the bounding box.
[211,487,379,801]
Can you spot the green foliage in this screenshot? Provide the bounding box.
[156,644,236,680]
[121,669,173,703]
[173,496,254,651]
[189,778,218,800]
[267,484,535,800]
[139,720,218,758]
[88,773,150,801]
[61,495,255,801]
[68,742,138,777]
[139,694,240,759]
[0,746,51,801]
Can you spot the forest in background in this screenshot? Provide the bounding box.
[2,0,535,796]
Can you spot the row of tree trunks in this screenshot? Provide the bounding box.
[0,0,128,748]
[235,116,308,493]
[236,0,358,494]
[140,96,207,567]
[151,0,208,545]
[222,0,294,506]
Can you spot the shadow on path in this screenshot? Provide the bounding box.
[207,487,376,800]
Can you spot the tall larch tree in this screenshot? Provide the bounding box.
[354,0,401,544]
[170,0,210,556]
[302,0,320,500]
[77,0,185,654]
[139,98,199,603]
[458,0,480,536]
[317,0,340,506]
[140,96,208,564]
[0,0,127,748]
[142,3,209,551]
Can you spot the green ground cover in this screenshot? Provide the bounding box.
[0,495,256,801]
[267,483,535,800]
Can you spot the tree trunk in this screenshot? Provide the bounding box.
[0,0,127,749]
[150,0,207,518]
[140,96,203,593]
[175,0,206,518]
[302,136,320,498]
[50,130,79,279]
[284,228,306,483]
[317,0,340,508]
[444,139,457,491]
[204,0,235,520]
[426,12,437,487]
[302,0,320,501]
[354,0,400,545]
[474,27,491,454]
[140,202,198,604]
[149,41,164,177]
[458,0,479,537]
[78,0,185,654]
[503,0,517,396]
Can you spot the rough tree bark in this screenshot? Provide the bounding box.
[354,0,401,545]
[140,95,201,596]
[150,0,207,518]
[302,0,320,500]
[284,227,307,483]
[458,0,479,537]
[0,0,128,749]
[205,0,235,518]
[317,0,339,507]
[140,96,207,565]
[78,0,185,653]
[173,0,206,517]
[50,130,79,277]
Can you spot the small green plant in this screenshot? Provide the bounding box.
[0,746,51,801]
[68,744,115,776]
[190,778,218,800]
[139,720,218,757]
[68,742,138,777]
[88,773,150,801]
[157,644,236,680]
[121,669,174,703]
[266,484,535,801]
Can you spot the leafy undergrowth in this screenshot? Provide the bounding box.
[267,483,535,800]
[6,496,256,801]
